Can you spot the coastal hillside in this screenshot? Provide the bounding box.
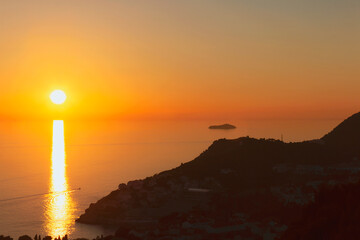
[77,112,360,240]
[322,112,360,153]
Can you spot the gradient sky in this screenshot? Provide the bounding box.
[0,0,359,120]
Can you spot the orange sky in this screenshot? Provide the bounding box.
[0,1,359,121]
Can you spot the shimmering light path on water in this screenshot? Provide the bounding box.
[45,120,75,237]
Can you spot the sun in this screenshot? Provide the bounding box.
[50,90,67,105]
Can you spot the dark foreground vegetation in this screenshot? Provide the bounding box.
[11,112,360,239]
[0,235,115,240]
[282,181,360,240]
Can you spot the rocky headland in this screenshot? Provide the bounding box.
[77,112,360,239]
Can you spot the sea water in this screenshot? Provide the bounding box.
[0,119,339,238]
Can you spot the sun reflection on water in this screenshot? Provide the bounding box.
[45,120,75,237]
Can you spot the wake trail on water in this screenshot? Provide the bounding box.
[0,188,81,202]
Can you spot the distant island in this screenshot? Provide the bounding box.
[208,123,236,129]
[76,112,360,239]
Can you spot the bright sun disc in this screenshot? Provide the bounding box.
[50,90,67,105]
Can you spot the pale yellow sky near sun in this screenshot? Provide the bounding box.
[0,0,359,120]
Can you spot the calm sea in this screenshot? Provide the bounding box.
[0,119,340,238]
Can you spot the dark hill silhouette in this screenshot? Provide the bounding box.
[322,112,360,154]
[77,111,360,239]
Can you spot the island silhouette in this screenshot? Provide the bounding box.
[209,123,236,129]
[73,112,360,240]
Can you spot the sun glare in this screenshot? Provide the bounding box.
[50,90,67,105]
